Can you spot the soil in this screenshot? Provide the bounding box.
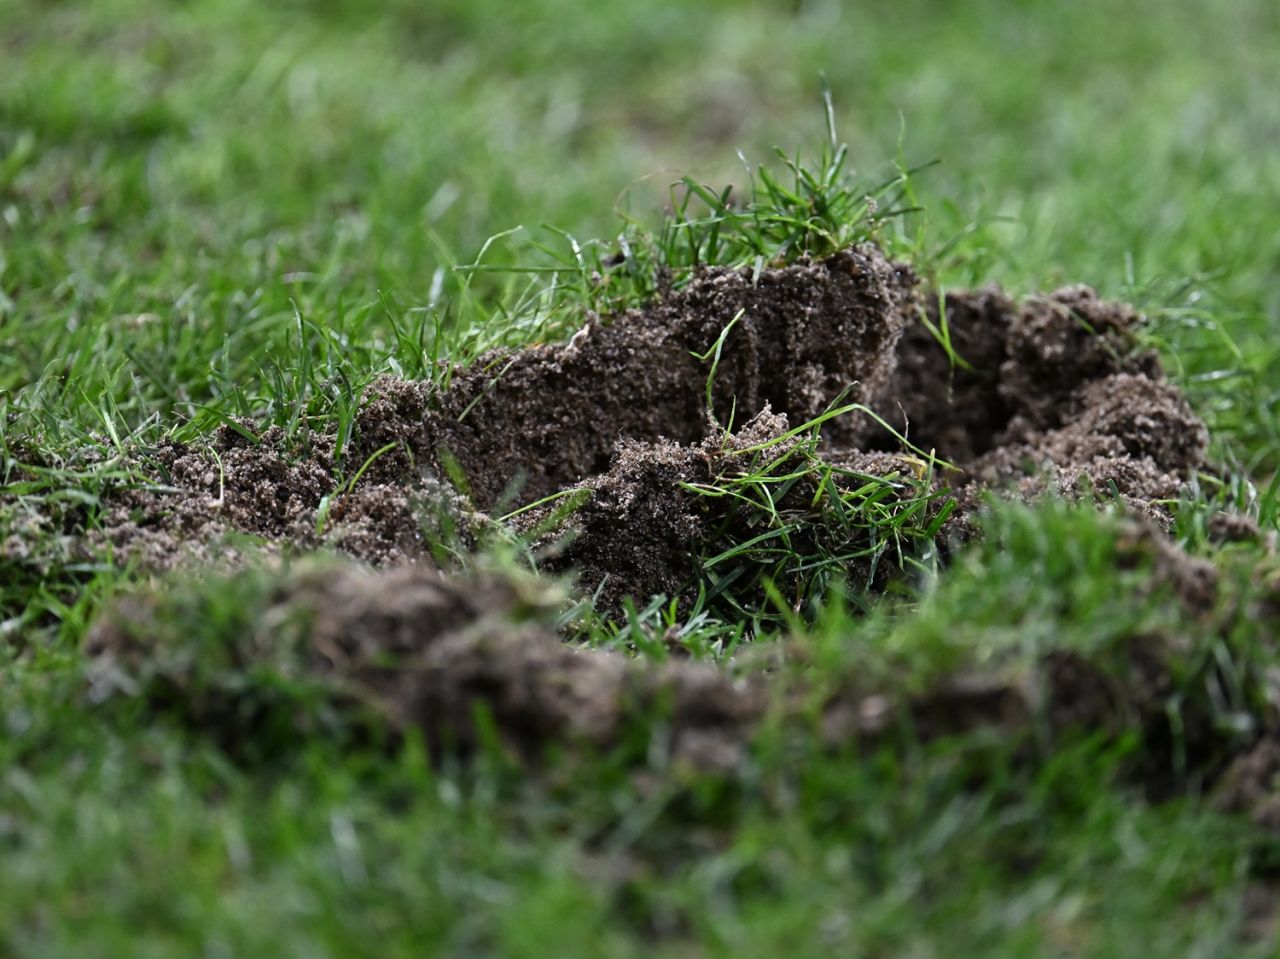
[5,241,1216,618]
[82,519,1260,786]
[11,240,1244,743]
[427,245,916,509]
[86,562,764,768]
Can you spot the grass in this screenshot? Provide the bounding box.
[2,0,1280,954]
[680,404,952,625]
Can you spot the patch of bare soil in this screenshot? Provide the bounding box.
[428,245,915,509]
[70,416,473,573]
[85,563,763,768]
[14,242,1215,618]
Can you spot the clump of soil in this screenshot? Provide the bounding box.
[85,562,763,766]
[426,244,915,509]
[879,285,1207,528]
[3,242,1217,619]
[968,373,1209,524]
[82,519,1273,789]
[519,433,712,616]
[492,273,1207,610]
[514,406,938,616]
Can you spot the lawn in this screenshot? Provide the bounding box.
[2,0,1280,955]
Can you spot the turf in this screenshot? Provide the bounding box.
[2,0,1280,954]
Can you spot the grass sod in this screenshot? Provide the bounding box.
[2,0,1280,954]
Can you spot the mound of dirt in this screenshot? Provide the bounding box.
[514,406,936,615]
[968,373,1209,520]
[880,285,1207,524]
[427,245,915,509]
[3,242,1216,618]
[85,562,764,767]
[82,520,1273,790]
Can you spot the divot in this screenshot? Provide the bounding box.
[9,240,1257,775]
[6,242,1218,614]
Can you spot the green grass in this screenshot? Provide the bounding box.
[2,0,1280,954]
[6,504,1280,956]
[679,404,952,625]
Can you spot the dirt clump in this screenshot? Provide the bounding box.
[968,373,1209,526]
[481,267,1208,613]
[820,625,1245,788]
[516,408,803,616]
[996,286,1161,434]
[1135,520,1221,615]
[875,284,1210,532]
[85,562,765,766]
[1207,511,1270,547]
[82,426,329,572]
[518,435,711,617]
[427,244,915,510]
[518,406,936,618]
[873,285,1163,457]
[820,520,1255,776]
[4,243,1220,622]
[82,519,1279,790]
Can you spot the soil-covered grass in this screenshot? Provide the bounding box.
[3,0,1280,955]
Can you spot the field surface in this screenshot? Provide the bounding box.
[2,0,1280,955]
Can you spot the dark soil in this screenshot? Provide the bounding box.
[83,519,1266,787]
[883,285,1207,530]
[427,245,915,509]
[6,242,1216,619]
[86,562,763,767]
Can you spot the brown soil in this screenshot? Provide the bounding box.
[4,242,1214,616]
[83,518,1258,785]
[884,286,1207,530]
[86,562,763,768]
[427,245,915,509]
